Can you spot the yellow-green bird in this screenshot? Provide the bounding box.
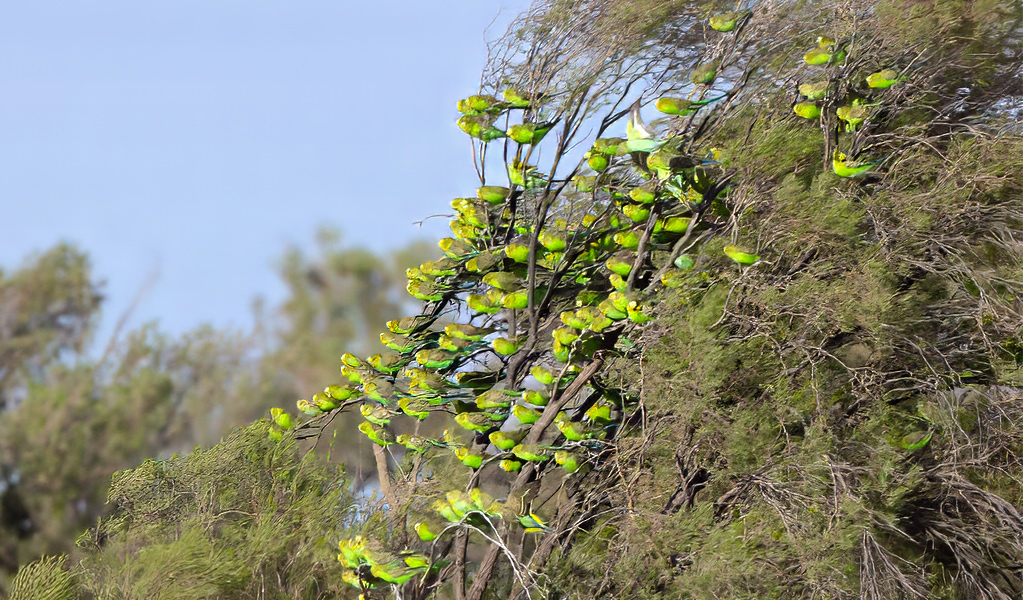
[803,38,845,66]
[654,94,726,116]
[691,63,717,85]
[866,69,903,89]
[457,94,508,116]
[502,88,542,108]
[457,115,506,142]
[477,185,510,204]
[507,159,546,188]
[798,81,828,100]
[724,245,759,264]
[507,120,558,145]
[836,100,874,131]
[708,10,750,32]
[358,421,394,446]
[482,270,525,292]
[832,150,883,178]
[793,102,821,119]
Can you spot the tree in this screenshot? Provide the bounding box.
[0,234,428,592]
[262,1,1023,599]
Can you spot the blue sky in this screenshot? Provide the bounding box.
[0,1,527,347]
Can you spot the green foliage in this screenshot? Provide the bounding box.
[8,555,78,600]
[75,422,359,600]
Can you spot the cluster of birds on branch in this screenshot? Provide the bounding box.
[262,7,905,596]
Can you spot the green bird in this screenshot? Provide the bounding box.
[323,381,358,403]
[655,94,726,116]
[457,94,507,116]
[363,377,395,404]
[836,101,874,131]
[367,352,404,374]
[555,450,582,473]
[646,147,702,180]
[629,182,657,203]
[467,293,501,314]
[455,447,485,469]
[493,336,522,355]
[530,365,555,385]
[466,250,503,273]
[500,458,523,472]
[361,403,393,426]
[453,370,500,390]
[608,290,632,313]
[483,271,524,292]
[798,81,828,100]
[606,251,636,277]
[517,512,550,533]
[573,174,599,193]
[455,412,501,433]
[674,254,696,270]
[399,397,433,420]
[709,10,750,32]
[804,43,846,66]
[552,326,580,346]
[832,150,883,177]
[416,348,461,369]
[724,245,759,264]
[438,334,474,352]
[445,323,495,341]
[599,298,628,320]
[502,88,541,108]
[522,389,550,406]
[433,497,461,522]
[560,309,589,330]
[512,443,550,462]
[449,218,480,242]
[608,272,628,291]
[512,404,542,425]
[457,115,506,142]
[380,331,416,353]
[614,230,641,249]
[296,399,322,417]
[691,63,717,85]
[586,402,613,425]
[414,521,439,542]
[407,279,446,302]
[504,237,531,263]
[508,159,546,188]
[311,393,338,413]
[867,69,904,89]
[397,434,433,453]
[626,299,653,324]
[655,216,691,234]
[270,407,293,430]
[386,315,433,335]
[358,421,394,446]
[438,236,475,259]
[621,203,650,222]
[476,389,517,410]
[586,153,610,172]
[489,430,525,451]
[555,413,596,441]
[793,102,821,119]
[507,120,558,145]
[477,185,510,204]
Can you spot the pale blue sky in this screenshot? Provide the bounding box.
[0,1,527,346]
